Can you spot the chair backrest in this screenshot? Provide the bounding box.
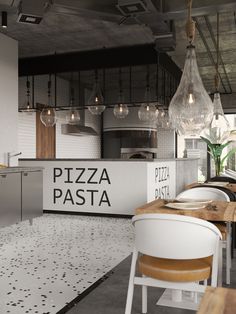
[132,214,222,260]
[176,187,230,202]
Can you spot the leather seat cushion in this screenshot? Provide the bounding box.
[138,255,212,282]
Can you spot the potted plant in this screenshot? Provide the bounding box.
[200,136,236,176]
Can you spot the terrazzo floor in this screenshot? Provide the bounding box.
[0,214,134,314]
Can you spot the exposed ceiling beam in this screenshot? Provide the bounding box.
[19,44,182,81]
[162,0,236,19]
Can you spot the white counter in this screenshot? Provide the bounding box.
[19,159,198,215]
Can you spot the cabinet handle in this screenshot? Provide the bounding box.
[23,173,28,176]
[1,174,7,178]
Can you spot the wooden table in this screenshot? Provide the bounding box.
[135,199,236,222]
[186,182,236,194]
[197,286,236,314]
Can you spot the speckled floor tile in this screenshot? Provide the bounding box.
[0,214,134,314]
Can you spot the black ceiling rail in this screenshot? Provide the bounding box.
[193,17,228,94]
[204,15,232,94]
[19,44,182,81]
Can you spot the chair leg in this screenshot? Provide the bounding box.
[226,223,231,284]
[142,282,147,314]
[125,250,138,314]
[218,241,223,287]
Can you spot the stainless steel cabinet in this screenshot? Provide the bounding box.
[22,171,43,221]
[0,172,21,227]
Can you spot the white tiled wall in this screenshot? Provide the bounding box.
[156,129,175,159]
[18,76,101,159]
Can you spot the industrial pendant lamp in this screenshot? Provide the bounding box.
[113,68,129,119]
[40,75,57,127]
[138,65,158,122]
[168,0,213,136]
[203,13,230,144]
[21,76,35,113]
[65,72,80,124]
[88,70,105,115]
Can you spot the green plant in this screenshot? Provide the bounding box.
[200,136,236,176]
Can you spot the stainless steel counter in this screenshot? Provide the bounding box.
[0,167,43,174]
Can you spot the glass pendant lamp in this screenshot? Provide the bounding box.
[202,14,230,144]
[88,70,105,115]
[20,77,35,114]
[168,0,213,136]
[113,68,129,119]
[40,75,57,127]
[65,74,80,124]
[138,65,158,122]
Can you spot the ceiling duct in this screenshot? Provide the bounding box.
[116,0,148,16]
[17,0,45,24]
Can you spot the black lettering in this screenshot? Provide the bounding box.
[75,168,86,183]
[99,190,111,206]
[63,189,74,205]
[87,168,98,184]
[99,169,111,184]
[64,168,73,183]
[87,189,98,205]
[76,189,85,205]
[53,189,62,203]
[155,168,158,183]
[155,188,159,199]
[53,168,62,183]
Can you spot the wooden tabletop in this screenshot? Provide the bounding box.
[186,182,236,193]
[135,199,236,222]
[197,286,236,314]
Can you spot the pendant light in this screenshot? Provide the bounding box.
[138,65,158,122]
[113,68,129,119]
[40,75,57,127]
[65,72,80,124]
[87,69,105,115]
[168,0,213,136]
[21,76,35,113]
[202,13,230,144]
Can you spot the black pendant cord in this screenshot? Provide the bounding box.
[78,71,81,107]
[215,12,220,92]
[70,72,75,107]
[48,74,52,107]
[129,66,132,104]
[156,53,159,103]
[119,68,123,96]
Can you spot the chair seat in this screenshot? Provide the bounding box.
[213,222,227,241]
[138,255,212,282]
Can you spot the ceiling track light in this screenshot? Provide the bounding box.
[2,11,7,28]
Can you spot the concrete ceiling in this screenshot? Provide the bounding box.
[1,0,236,94]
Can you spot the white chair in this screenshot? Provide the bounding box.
[125,214,221,314]
[176,187,231,285]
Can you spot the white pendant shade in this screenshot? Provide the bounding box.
[169,45,213,136]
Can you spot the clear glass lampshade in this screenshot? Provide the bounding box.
[202,92,230,143]
[113,103,129,119]
[168,45,213,136]
[40,96,57,127]
[159,111,173,130]
[113,93,129,119]
[22,96,33,115]
[87,81,105,115]
[65,108,80,125]
[156,108,165,127]
[138,87,158,122]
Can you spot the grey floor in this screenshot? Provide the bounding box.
[67,252,236,314]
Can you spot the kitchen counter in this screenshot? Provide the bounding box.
[0,166,43,174]
[19,159,198,215]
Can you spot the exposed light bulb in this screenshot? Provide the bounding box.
[188,93,194,104]
[40,94,56,127]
